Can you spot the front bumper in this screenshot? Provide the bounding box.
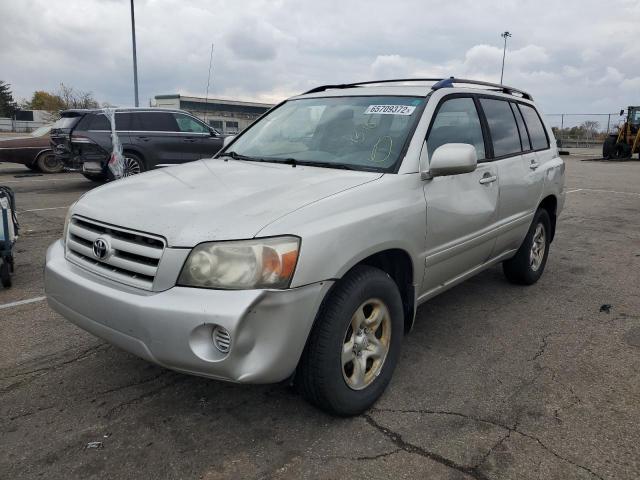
[45,240,332,383]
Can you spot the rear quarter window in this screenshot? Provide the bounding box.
[479,98,521,158]
[518,104,550,150]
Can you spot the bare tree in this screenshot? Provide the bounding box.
[581,120,600,140]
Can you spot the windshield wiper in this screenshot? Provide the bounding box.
[220,151,258,161]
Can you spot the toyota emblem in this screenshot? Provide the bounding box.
[93,238,110,260]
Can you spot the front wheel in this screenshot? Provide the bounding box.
[503,209,551,285]
[296,265,404,416]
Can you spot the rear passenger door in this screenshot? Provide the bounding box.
[478,98,546,255]
[131,112,183,168]
[421,96,499,294]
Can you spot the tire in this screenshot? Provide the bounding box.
[616,142,632,159]
[82,172,108,183]
[296,265,404,416]
[1,262,11,288]
[35,150,64,174]
[602,136,617,159]
[26,162,41,172]
[121,152,146,177]
[503,209,551,285]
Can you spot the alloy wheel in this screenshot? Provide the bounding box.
[342,298,392,390]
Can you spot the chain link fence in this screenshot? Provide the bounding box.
[544,113,621,149]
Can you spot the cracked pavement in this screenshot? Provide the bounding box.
[1,156,639,479]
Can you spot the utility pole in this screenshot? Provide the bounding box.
[204,43,214,125]
[130,0,139,107]
[500,31,511,85]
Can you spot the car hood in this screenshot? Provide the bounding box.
[74,158,383,246]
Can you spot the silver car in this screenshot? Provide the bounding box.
[45,78,565,415]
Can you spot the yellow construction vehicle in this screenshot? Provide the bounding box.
[603,106,640,159]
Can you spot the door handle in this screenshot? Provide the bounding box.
[183,137,197,142]
[530,161,540,170]
[479,174,497,185]
[137,136,150,142]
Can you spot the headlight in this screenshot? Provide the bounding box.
[178,236,300,290]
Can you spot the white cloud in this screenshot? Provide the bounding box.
[0,0,639,115]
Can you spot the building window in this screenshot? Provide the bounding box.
[225,121,239,134]
[209,120,223,131]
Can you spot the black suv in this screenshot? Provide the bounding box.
[50,108,225,181]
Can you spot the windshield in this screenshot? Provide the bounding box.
[226,96,425,172]
[30,125,52,137]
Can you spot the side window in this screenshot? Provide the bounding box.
[173,113,209,133]
[518,104,549,150]
[510,103,531,151]
[426,97,485,161]
[479,98,521,158]
[135,112,179,132]
[115,112,133,131]
[87,114,110,130]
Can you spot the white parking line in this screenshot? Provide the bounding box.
[20,206,70,213]
[566,188,640,197]
[0,296,46,310]
[0,177,80,184]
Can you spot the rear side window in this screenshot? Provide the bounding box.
[53,116,80,129]
[87,114,110,130]
[518,104,549,150]
[133,112,179,132]
[510,103,531,151]
[479,98,521,158]
[427,97,486,161]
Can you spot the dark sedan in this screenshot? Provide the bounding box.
[0,126,63,173]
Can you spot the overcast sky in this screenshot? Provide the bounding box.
[2,0,639,125]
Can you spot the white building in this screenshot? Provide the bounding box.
[154,94,273,134]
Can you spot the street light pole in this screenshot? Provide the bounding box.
[500,31,511,85]
[130,0,139,107]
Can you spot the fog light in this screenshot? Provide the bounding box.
[212,326,231,354]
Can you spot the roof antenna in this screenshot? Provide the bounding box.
[204,43,214,125]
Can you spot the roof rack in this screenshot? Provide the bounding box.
[303,77,533,100]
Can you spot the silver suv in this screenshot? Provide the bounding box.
[45,78,565,416]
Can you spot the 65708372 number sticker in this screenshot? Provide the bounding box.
[364,105,416,115]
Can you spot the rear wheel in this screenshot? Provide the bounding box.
[121,153,145,177]
[36,151,63,173]
[0,262,11,288]
[602,136,617,159]
[296,265,403,416]
[503,209,551,285]
[616,142,632,159]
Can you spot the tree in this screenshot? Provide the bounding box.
[581,120,600,139]
[24,90,66,112]
[57,83,99,109]
[0,81,18,117]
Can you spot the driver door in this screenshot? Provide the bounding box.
[421,96,499,294]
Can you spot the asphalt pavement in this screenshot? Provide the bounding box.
[1,156,639,480]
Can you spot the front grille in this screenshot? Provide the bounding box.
[66,216,165,290]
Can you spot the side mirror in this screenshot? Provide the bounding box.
[223,135,235,148]
[423,143,477,179]
[620,109,625,116]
